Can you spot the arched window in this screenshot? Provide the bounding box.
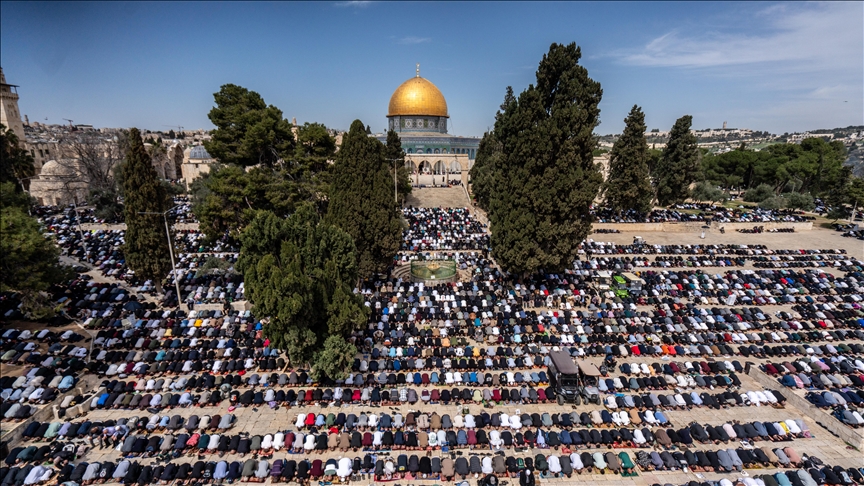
[434,149,440,154]
[426,148,432,154]
[407,149,413,154]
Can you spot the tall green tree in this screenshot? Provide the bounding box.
[384,129,412,202]
[602,105,653,213]
[191,164,298,241]
[237,205,367,378]
[327,120,402,277]
[1,182,71,317]
[469,131,500,210]
[123,128,172,291]
[655,115,700,206]
[480,43,603,275]
[292,122,336,181]
[204,84,295,167]
[0,124,36,191]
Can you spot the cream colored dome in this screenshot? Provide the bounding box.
[388,76,449,118]
[39,160,79,177]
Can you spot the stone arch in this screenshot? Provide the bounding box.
[418,160,433,174]
[433,160,446,175]
[449,160,461,173]
[405,160,418,173]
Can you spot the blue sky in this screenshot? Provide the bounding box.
[1,1,861,137]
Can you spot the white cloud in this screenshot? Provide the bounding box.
[334,1,372,8]
[398,36,431,45]
[617,2,862,74]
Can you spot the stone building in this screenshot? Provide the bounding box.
[0,68,25,142]
[27,159,89,206]
[180,145,215,185]
[375,66,480,187]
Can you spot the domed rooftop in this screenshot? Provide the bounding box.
[39,159,80,177]
[388,74,448,118]
[188,145,211,160]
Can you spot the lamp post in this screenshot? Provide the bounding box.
[385,157,403,204]
[138,204,183,308]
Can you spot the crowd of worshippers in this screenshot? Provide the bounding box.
[6,411,821,485]
[5,420,834,485]
[358,277,861,353]
[578,243,843,256]
[573,253,856,271]
[764,356,864,427]
[156,254,244,305]
[168,196,198,224]
[0,328,89,423]
[590,206,811,224]
[401,207,490,251]
[664,463,864,486]
[6,450,864,486]
[372,261,864,314]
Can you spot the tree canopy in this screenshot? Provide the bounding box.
[0,124,36,191]
[326,120,402,277]
[701,138,848,195]
[602,105,653,213]
[654,115,701,206]
[236,204,367,379]
[192,119,337,241]
[191,164,301,241]
[0,181,70,316]
[204,84,296,167]
[123,128,172,289]
[474,43,603,275]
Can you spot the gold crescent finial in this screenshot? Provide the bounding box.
[416,63,420,77]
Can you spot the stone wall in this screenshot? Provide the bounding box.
[746,364,864,450]
[592,221,813,233]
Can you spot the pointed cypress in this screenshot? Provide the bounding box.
[482,43,603,276]
[327,120,402,277]
[603,105,653,213]
[123,128,171,290]
[655,115,701,207]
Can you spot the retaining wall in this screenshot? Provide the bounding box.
[592,221,812,233]
[746,364,864,450]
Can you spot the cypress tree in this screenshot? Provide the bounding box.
[484,43,603,276]
[469,131,500,210]
[603,105,653,213]
[655,115,701,206]
[123,128,171,291]
[327,120,402,277]
[237,204,366,378]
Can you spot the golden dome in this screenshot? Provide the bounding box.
[388,76,449,118]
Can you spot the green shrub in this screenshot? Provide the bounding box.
[782,192,815,211]
[758,196,786,210]
[744,184,775,203]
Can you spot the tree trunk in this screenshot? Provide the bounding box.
[155,280,164,295]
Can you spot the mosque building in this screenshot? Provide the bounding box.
[376,65,480,186]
